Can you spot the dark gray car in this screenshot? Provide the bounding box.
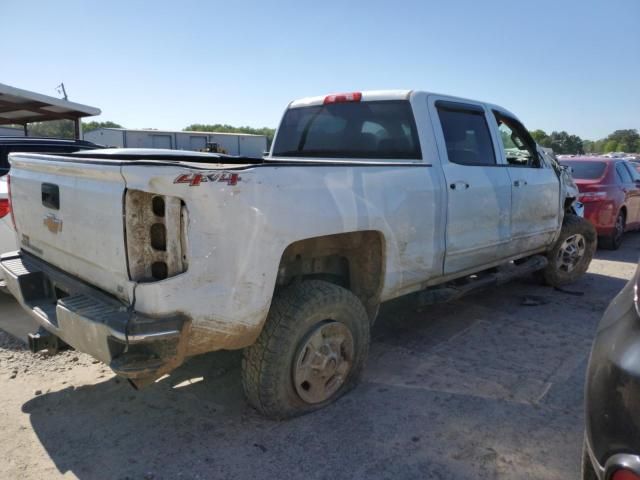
[583,262,640,479]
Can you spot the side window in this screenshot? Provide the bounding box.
[616,163,633,184]
[437,103,496,166]
[493,113,540,168]
[623,162,640,182]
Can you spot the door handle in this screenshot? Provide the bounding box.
[513,179,528,187]
[41,183,60,210]
[450,181,470,190]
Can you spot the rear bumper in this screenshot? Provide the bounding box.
[0,250,188,382]
[583,201,618,237]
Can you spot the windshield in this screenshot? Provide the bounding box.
[272,100,421,160]
[560,160,607,180]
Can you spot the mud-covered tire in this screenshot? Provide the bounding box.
[600,210,625,250]
[542,214,597,287]
[241,280,370,419]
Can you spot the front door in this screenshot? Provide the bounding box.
[493,112,561,254]
[430,98,512,275]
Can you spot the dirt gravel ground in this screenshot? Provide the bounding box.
[1,234,639,480]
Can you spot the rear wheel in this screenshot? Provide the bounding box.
[542,214,597,286]
[600,210,625,250]
[241,280,370,419]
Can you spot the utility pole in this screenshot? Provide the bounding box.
[56,83,68,100]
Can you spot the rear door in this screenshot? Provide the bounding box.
[429,97,512,275]
[617,161,640,226]
[492,111,560,253]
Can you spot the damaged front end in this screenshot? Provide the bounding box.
[538,146,583,217]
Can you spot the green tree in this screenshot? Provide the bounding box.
[546,131,583,154]
[582,140,593,153]
[530,129,550,146]
[82,120,123,133]
[603,129,639,153]
[26,120,75,138]
[590,140,604,154]
[184,124,276,147]
[617,142,631,153]
[603,140,619,153]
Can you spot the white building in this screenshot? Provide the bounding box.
[84,128,267,157]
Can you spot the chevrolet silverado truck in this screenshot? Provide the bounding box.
[1,90,596,418]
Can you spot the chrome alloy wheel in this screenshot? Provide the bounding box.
[556,233,586,273]
[293,321,354,404]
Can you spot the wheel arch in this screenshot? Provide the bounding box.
[275,230,386,321]
[619,205,627,220]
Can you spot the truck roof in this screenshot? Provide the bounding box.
[288,89,517,118]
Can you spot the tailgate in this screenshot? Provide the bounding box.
[9,153,131,301]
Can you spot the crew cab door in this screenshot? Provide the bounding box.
[429,98,512,275]
[492,111,561,253]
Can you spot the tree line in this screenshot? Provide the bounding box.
[531,129,640,155]
[9,120,639,156]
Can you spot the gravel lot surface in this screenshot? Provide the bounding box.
[1,235,638,480]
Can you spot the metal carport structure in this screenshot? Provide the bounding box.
[0,83,100,139]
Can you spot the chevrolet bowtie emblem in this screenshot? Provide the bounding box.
[43,213,63,234]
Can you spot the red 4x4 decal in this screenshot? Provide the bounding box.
[174,172,241,186]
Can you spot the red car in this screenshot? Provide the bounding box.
[560,157,640,249]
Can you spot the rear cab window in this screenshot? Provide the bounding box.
[272,100,421,160]
[559,161,607,180]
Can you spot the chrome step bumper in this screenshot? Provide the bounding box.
[0,250,186,379]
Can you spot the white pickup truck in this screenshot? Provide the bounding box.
[1,90,595,418]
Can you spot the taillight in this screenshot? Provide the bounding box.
[125,190,187,282]
[579,191,608,203]
[612,469,640,480]
[323,92,362,104]
[7,173,15,228]
[0,198,8,219]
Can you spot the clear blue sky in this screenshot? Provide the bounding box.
[3,0,639,140]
